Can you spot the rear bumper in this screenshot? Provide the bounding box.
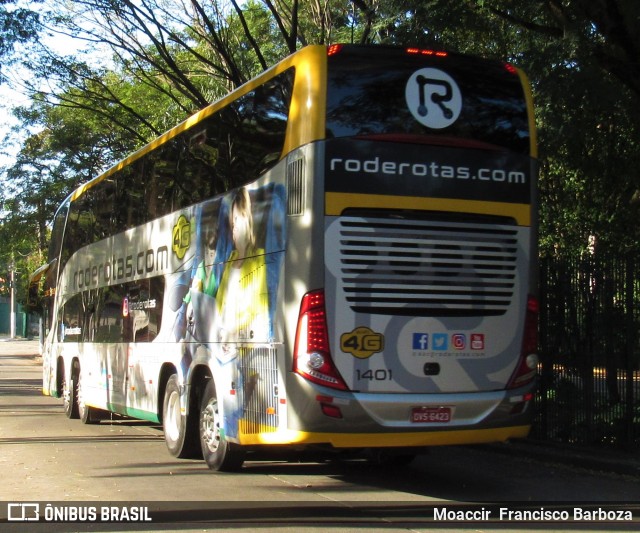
[237,378,535,448]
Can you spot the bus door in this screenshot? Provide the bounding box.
[123,277,165,416]
[87,285,130,413]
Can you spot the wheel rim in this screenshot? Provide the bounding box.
[201,397,221,454]
[77,372,86,416]
[62,378,72,412]
[165,390,181,442]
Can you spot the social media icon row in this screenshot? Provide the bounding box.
[412,333,485,351]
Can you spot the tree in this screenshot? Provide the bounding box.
[3,0,640,307]
[42,0,291,108]
[384,0,640,255]
[465,0,640,100]
[0,0,42,78]
[475,0,640,255]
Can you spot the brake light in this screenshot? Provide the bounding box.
[507,295,539,389]
[504,62,518,75]
[327,44,343,56]
[406,47,448,58]
[293,290,348,390]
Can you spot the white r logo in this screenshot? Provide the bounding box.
[405,68,462,129]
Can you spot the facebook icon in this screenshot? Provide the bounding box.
[412,333,429,350]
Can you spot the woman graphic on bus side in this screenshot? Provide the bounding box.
[215,187,269,437]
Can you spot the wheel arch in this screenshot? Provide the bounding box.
[188,363,213,418]
[157,361,213,426]
[55,356,65,397]
[56,354,80,395]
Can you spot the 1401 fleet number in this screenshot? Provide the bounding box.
[356,369,393,381]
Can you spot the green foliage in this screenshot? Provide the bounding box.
[386,0,640,257]
[0,1,42,68]
[0,0,639,305]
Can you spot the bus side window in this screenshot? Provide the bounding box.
[96,285,125,343]
[59,294,83,343]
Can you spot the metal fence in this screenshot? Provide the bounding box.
[533,254,640,450]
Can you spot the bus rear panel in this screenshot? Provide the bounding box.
[285,45,537,449]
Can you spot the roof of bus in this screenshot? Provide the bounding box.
[65,44,535,207]
[68,44,328,204]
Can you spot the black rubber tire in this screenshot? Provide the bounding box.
[162,374,200,458]
[199,379,245,471]
[63,366,79,419]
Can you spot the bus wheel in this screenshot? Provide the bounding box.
[162,374,200,458]
[63,367,79,419]
[77,369,99,424]
[199,380,245,471]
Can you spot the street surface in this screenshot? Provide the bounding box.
[0,339,638,532]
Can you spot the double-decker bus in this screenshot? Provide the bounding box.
[30,44,538,471]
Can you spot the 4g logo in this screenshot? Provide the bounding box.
[172,215,191,259]
[340,327,384,359]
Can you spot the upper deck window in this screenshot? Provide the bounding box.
[326,46,530,154]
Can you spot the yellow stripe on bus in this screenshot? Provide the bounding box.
[325,192,531,226]
[515,67,538,159]
[237,425,531,447]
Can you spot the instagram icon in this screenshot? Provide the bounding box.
[452,334,466,350]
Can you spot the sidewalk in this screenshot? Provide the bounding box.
[488,439,640,478]
[0,337,41,358]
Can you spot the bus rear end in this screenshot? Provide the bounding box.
[287,45,537,452]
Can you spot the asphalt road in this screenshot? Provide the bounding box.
[0,339,638,532]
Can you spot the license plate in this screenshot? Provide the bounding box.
[411,406,452,423]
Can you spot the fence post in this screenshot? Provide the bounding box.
[537,256,549,440]
[624,255,636,449]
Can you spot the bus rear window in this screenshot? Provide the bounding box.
[326,46,530,154]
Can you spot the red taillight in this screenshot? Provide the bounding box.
[293,290,348,391]
[508,295,539,389]
[523,295,539,355]
[406,47,448,57]
[327,44,343,56]
[504,62,518,75]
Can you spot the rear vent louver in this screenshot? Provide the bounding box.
[337,216,519,317]
[286,158,304,215]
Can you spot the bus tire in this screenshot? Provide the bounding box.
[199,379,245,472]
[163,374,200,458]
[63,366,79,419]
[77,369,100,425]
